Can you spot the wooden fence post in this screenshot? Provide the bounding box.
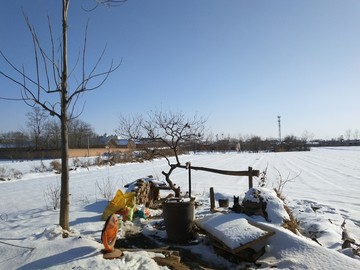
[210,187,215,210]
[186,162,192,198]
[248,166,253,189]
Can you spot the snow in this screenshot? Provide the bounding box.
[195,213,268,250]
[257,223,360,269]
[244,187,290,224]
[1,146,360,269]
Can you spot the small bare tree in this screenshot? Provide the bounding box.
[0,0,124,230]
[44,182,61,210]
[117,111,206,196]
[274,167,301,200]
[96,177,116,201]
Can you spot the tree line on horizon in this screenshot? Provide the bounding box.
[1,107,358,153]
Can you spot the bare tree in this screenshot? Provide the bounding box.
[42,118,95,149]
[353,129,359,141]
[345,129,352,142]
[247,135,262,153]
[117,111,206,196]
[43,119,61,149]
[68,118,95,148]
[0,0,124,230]
[301,130,314,143]
[26,106,48,150]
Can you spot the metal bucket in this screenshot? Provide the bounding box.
[218,198,229,207]
[162,199,195,242]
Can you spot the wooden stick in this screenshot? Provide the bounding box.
[176,164,259,177]
[210,187,215,210]
[248,167,253,189]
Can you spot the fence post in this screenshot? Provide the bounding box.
[248,166,253,189]
[186,162,192,198]
[210,187,215,210]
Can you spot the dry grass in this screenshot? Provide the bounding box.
[273,188,300,234]
[282,204,300,234]
[50,160,62,173]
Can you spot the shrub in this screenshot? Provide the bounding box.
[50,160,62,173]
[0,167,22,180]
[94,156,105,166]
[31,160,49,173]
[72,157,81,168]
[271,168,301,234]
[274,167,301,200]
[43,182,61,210]
[96,177,116,201]
[0,167,7,180]
[10,168,22,179]
[257,163,268,187]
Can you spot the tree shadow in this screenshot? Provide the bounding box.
[70,200,108,226]
[84,200,108,214]
[17,246,97,270]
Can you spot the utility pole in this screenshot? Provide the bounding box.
[278,116,282,143]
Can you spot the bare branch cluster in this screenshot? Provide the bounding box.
[117,111,206,196]
[258,163,268,187]
[117,111,206,164]
[96,0,127,6]
[96,177,116,201]
[43,182,61,210]
[82,0,127,12]
[0,9,120,121]
[274,167,301,199]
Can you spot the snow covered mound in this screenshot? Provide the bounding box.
[243,187,290,224]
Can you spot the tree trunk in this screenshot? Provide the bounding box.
[59,113,70,230]
[59,0,70,231]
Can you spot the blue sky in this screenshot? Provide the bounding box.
[1,0,360,140]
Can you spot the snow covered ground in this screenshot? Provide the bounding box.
[0,146,360,269]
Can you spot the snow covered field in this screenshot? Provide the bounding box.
[0,146,360,269]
